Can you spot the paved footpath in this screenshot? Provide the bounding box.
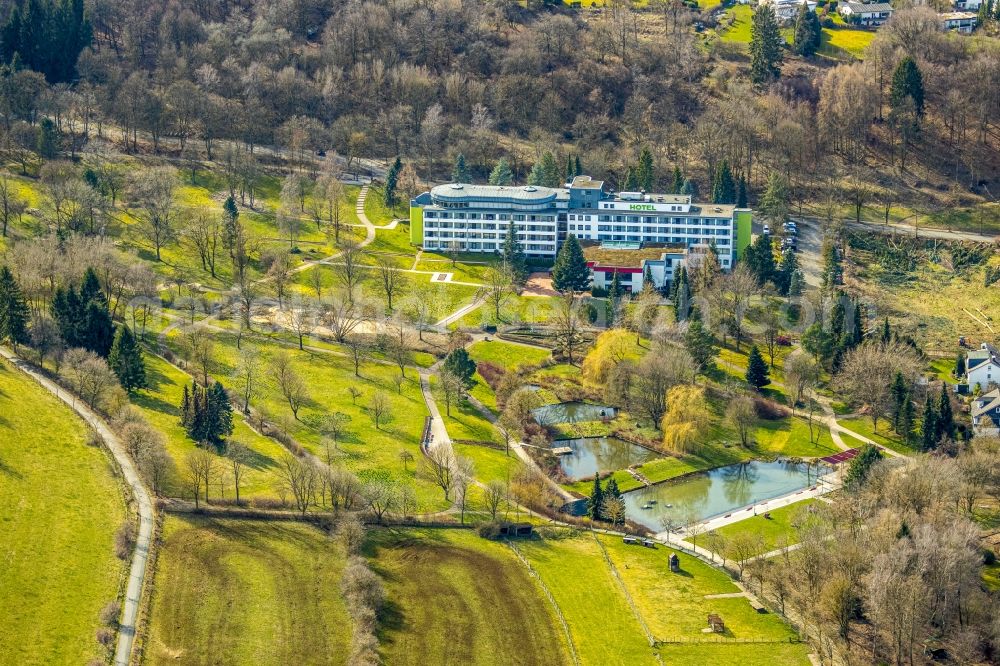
[0,347,154,666]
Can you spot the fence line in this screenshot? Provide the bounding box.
[506,540,581,666]
[654,636,803,645]
[589,530,659,654]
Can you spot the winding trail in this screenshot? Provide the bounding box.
[0,347,154,666]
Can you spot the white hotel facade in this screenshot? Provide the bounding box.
[409,175,752,270]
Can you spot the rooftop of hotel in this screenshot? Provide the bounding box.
[583,243,687,268]
[429,182,566,202]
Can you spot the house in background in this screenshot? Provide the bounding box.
[966,342,1000,391]
[838,1,894,26]
[940,11,978,32]
[972,388,1000,437]
[952,0,981,10]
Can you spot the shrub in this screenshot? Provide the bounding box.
[984,548,997,566]
[99,600,121,627]
[114,523,135,560]
[477,521,503,539]
[338,514,367,556]
[476,361,506,390]
[752,395,790,420]
[95,627,115,646]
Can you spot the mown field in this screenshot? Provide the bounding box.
[368,528,572,665]
[144,516,352,665]
[0,359,126,665]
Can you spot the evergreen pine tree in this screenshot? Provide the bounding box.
[181,384,192,429]
[574,155,582,179]
[383,156,401,206]
[750,4,783,85]
[82,300,114,357]
[712,160,736,204]
[921,397,938,451]
[587,473,604,520]
[209,381,234,441]
[36,118,59,158]
[452,153,469,183]
[890,372,907,432]
[80,267,103,305]
[881,318,891,344]
[844,444,882,487]
[937,383,954,441]
[223,195,239,255]
[605,477,621,499]
[680,178,698,198]
[502,222,528,287]
[443,348,477,389]
[551,235,590,293]
[890,56,925,117]
[954,352,965,378]
[737,176,748,208]
[643,264,654,290]
[899,390,915,446]
[673,267,691,319]
[684,316,717,373]
[0,265,29,349]
[792,5,822,56]
[636,147,654,191]
[565,154,575,181]
[527,162,544,186]
[108,324,146,391]
[489,158,514,186]
[788,270,803,298]
[539,152,561,187]
[671,166,684,194]
[747,233,775,285]
[745,345,770,390]
[775,248,797,295]
[609,270,622,302]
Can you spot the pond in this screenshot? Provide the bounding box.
[553,437,661,481]
[532,401,615,425]
[622,460,827,532]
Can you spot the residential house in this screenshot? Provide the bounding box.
[966,342,1000,391]
[971,388,1000,437]
[761,0,818,21]
[952,0,982,10]
[838,1,894,26]
[940,11,978,32]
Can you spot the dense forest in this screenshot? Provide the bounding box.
[0,0,994,211]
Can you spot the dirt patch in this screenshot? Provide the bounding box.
[524,272,558,297]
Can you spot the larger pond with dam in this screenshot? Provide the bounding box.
[621,460,827,531]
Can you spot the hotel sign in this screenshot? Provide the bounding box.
[602,200,692,213]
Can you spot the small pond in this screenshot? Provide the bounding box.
[532,401,615,425]
[553,436,661,481]
[622,460,827,532]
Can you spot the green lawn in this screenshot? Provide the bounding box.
[658,643,811,666]
[517,533,657,664]
[455,294,556,330]
[819,26,875,59]
[131,352,289,502]
[0,359,126,665]
[837,416,914,454]
[363,183,408,225]
[711,499,820,552]
[367,528,571,664]
[468,339,551,370]
[719,5,753,44]
[163,329,449,511]
[983,563,1000,592]
[601,535,804,644]
[146,516,351,665]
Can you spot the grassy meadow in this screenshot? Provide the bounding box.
[145,515,352,665]
[0,359,126,665]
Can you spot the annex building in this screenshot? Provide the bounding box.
[409,176,752,289]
